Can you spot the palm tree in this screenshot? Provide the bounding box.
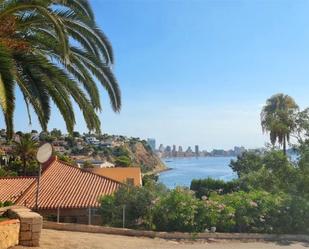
[0,0,121,139]
[13,133,38,174]
[261,93,299,155]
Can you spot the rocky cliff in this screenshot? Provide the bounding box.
[124,141,166,174]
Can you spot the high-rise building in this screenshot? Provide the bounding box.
[147,138,156,151]
[158,144,165,152]
[172,145,177,157]
[164,145,172,157]
[178,146,183,153]
[185,146,194,157]
[195,145,199,156]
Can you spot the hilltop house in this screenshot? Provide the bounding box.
[0,157,124,224]
[89,167,142,187]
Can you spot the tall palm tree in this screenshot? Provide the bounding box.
[13,133,38,174]
[261,93,299,155]
[0,0,121,139]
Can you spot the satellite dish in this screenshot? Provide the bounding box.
[36,143,53,164]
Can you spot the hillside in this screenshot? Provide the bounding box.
[124,140,166,173]
[63,135,167,174]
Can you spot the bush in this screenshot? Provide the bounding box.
[115,156,131,167]
[0,201,14,207]
[230,152,263,177]
[220,191,284,233]
[269,195,309,234]
[100,182,167,229]
[190,178,239,198]
[152,188,199,232]
[197,190,309,234]
[112,146,130,157]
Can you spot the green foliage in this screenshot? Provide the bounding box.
[0,201,13,207]
[112,146,130,157]
[73,131,80,138]
[229,152,263,177]
[151,188,199,232]
[236,150,298,194]
[190,177,239,198]
[214,191,284,233]
[0,0,121,138]
[142,174,159,185]
[12,133,38,175]
[261,93,298,154]
[56,153,74,165]
[50,128,62,138]
[115,155,131,167]
[0,167,17,177]
[100,183,167,228]
[82,160,94,169]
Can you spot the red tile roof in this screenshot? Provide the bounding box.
[0,157,121,209]
[0,176,35,203]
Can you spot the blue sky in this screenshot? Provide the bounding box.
[5,0,309,150]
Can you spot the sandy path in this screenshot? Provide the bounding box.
[13,229,308,249]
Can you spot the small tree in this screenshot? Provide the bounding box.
[261,93,298,154]
[13,133,38,175]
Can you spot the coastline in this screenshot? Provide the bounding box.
[143,166,172,176]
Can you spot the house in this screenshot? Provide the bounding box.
[0,157,122,224]
[53,145,66,154]
[85,136,100,146]
[89,167,142,187]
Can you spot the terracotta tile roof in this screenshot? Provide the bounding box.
[0,157,121,209]
[89,167,142,187]
[0,176,36,203]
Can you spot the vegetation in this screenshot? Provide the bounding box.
[190,178,239,198]
[100,182,167,229]
[114,155,131,167]
[100,93,309,234]
[261,93,298,154]
[0,0,121,139]
[13,133,38,175]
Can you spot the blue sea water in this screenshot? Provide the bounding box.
[159,157,237,188]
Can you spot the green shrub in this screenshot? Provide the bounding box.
[190,178,239,198]
[195,196,235,232]
[220,191,284,233]
[112,146,130,157]
[0,201,14,207]
[115,155,131,167]
[230,152,263,177]
[100,183,167,229]
[152,188,199,232]
[198,190,308,234]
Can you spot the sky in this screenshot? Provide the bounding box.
[4,0,309,150]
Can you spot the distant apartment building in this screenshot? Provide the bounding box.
[195,145,199,156]
[178,146,183,153]
[158,144,165,152]
[147,138,156,151]
[164,145,172,157]
[185,146,194,157]
[172,145,177,157]
[177,145,185,157]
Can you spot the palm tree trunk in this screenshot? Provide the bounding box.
[283,137,286,155]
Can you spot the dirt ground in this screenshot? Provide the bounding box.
[13,229,308,249]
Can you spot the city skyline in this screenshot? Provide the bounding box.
[2,1,309,149]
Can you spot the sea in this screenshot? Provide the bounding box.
[158,157,237,189]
